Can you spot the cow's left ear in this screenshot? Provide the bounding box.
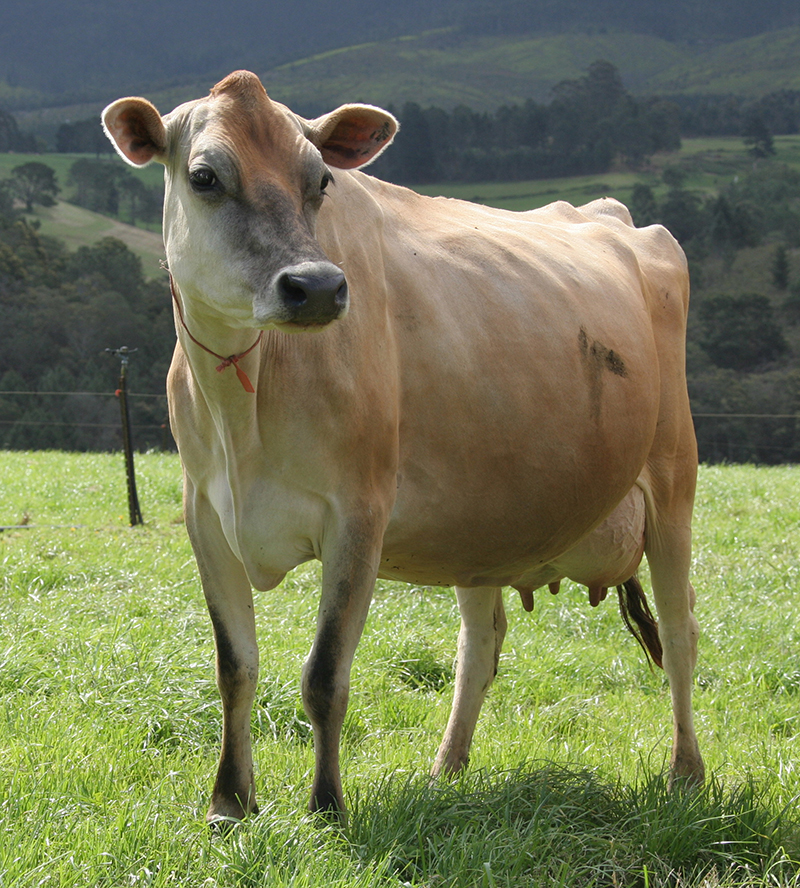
[308,104,398,170]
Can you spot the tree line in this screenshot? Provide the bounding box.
[371,61,682,183]
[48,64,800,188]
[368,65,800,185]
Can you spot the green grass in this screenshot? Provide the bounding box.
[1,453,800,885]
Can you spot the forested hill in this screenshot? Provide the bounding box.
[1,0,798,112]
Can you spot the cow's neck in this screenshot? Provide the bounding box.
[170,274,264,396]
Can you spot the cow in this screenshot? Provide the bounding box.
[102,70,704,825]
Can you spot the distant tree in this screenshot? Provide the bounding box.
[641,99,682,153]
[65,236,145,304]
[784,280,800,322]
[583,60,627,118]
[392,102,440,183]
[659,188,704,244]
[0,108,20,152]
[699,293,787,370]
[547,61,626,174]
[56,118,113,155]
[661,165,687,189]
[708,195,758,255]
[772,245,790,290]
[68,158,121,215]
[0,179,15,221]
[0,241,27,289]
[742,112,775,158]
[10,162,60,212]
[629,183,658,227]
[118,176,147,226]
[0,108,36,152]
[749,90,800,136]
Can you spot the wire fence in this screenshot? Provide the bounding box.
[0,389,799,462]
[0,389,174,452]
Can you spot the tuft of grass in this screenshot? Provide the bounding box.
[389,639,455,692]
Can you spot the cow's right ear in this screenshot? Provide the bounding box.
[102,97,167,167]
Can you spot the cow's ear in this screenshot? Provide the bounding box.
[102,97,167,167]
[308,104,398,170]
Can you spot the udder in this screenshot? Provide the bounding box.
[514,484,645,610]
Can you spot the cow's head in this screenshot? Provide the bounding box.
[102,71,397,330]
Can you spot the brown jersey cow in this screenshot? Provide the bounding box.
[103,70,704,824]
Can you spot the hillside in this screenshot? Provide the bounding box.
[248,26,800,116]
[27,202,164,280]
[14,24,800,142]
[1,0,796,109]
[4,1,800,140]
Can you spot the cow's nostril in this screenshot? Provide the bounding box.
[280,275,309,308]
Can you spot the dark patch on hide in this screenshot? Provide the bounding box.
[579,326,628,378]
[208,606,240,684]
[302,616,342,723]
[578,326,629,421]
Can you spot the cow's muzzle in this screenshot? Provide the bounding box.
[275,261,348,327]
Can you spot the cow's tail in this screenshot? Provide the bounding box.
[616,576,663,669]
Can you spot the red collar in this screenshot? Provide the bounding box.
[169,274,262,393]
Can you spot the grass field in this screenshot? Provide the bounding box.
[1,452,800,886]
[417,135,800,212]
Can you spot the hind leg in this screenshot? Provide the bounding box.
[432,586,506,776]
[642,484,705,787]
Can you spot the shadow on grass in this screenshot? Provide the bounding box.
[207,763,800,887]
[344,763,800,887]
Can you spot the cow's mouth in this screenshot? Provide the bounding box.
[275,316,341,333]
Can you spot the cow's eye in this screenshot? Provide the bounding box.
[320,172,334,194]
[189,166,218,191]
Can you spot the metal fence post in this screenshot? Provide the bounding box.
[106,346,143,526]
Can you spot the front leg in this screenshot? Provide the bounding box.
[301,519,383,819]
[185,485,259,823]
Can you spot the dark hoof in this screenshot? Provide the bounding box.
[206,797,259,834]
[308,792,347,826]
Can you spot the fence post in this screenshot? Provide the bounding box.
[106,346,143,526]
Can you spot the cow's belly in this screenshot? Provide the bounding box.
[377,483,645,589]
[376,253,660,587]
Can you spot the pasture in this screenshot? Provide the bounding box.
[1,451,800,886]
[416,135,800,212]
